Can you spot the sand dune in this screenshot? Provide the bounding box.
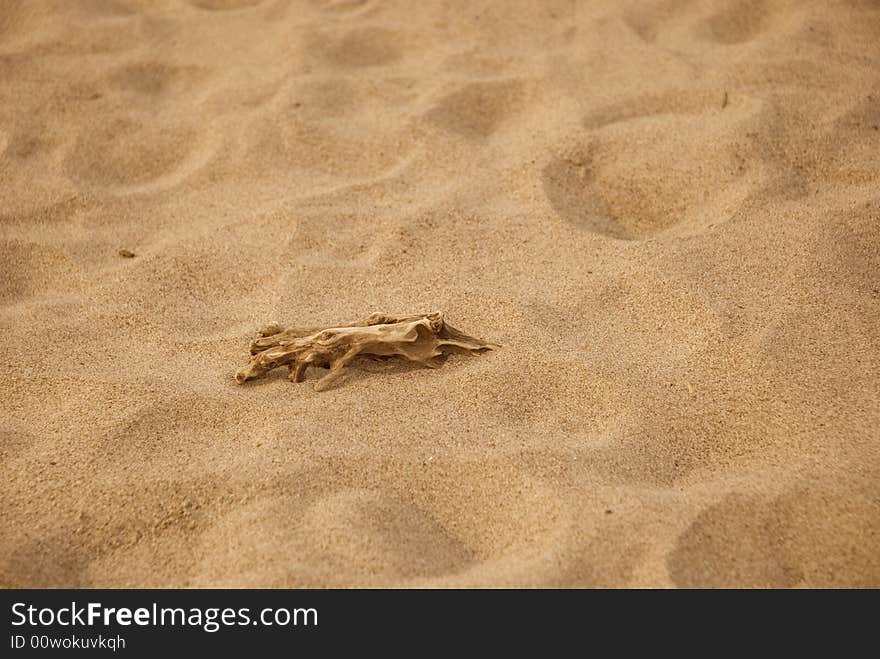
[1,0,878,587]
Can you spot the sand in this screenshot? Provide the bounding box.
[1,0,878,588]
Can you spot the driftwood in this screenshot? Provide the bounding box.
[235,312,498,390]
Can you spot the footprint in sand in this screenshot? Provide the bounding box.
[623,0,693,43]
[192,460,565,586]
[668,488,880,587]
[107,61,206,98]
[543,90,762,239]
[0,0,34,40]
[581,90,722,131]
[427,79,529,139]
[186,0,264,10]
[190,491,472,586]
[0,240,80,304]
[0,534,91,588]
[313,26,407,69]
[65,116,216,194]
[701,0,771,44]
[292,491,476,579]
[312,0,372,12]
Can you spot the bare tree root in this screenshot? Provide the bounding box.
[235,312,498,390]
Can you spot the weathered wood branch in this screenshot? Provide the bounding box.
[235,312,498,390]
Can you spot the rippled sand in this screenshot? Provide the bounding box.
[1,0,878,587]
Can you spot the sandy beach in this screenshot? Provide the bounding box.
[1,0,878,587]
